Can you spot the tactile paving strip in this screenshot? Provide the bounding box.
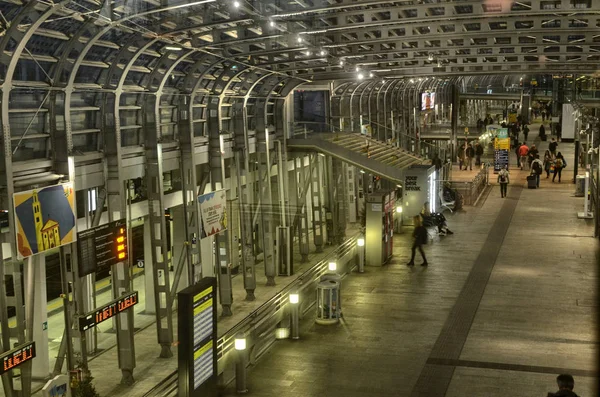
[411,187,523,396]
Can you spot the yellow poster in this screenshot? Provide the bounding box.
[13,183,76,258]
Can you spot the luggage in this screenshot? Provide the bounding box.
[527,175,537,189]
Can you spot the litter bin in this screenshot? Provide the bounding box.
[315,280,341,325]
[575,175,586,197]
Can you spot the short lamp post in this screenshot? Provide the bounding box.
[289,293,300,340]
[234,334,248,394]
[328,261,337,273]
[356,237,365,273]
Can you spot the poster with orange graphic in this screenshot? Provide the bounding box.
[13,183,77,258]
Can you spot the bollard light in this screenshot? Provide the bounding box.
[396,206,403,213]
[328,261,337,272]
[234,334,246,351]
[357,237,365,247]
[289,293,299,304]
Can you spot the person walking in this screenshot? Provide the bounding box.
[515,142,521,168]
[539,124,546,141]
[465,143,474,171]
[519,142,529,170]
[523,124,529,141]
[498,165,510,198]
[552,152,566,183]
[547,374,580,397]
[528,144,539,169]
[531,155,543,188]
[549,137,558,156]
[543,149,555,179]
[407,215,428,267]
[458,141,466,170]
[475,142,483,166]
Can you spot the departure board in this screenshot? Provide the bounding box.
[0,342,35,375]
[78,291,138,331]
[77,219,128,277]
[192,287,214,389]
[178,277,217,397]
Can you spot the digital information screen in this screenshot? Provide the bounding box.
[192,287,214,389]
[0,342,35,375]
[494,128,510,173]
[178,277,217,397]
[78,291,138,331]
[77,219,128,277]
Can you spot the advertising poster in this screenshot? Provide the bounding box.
[13,183,76,258]
[421,92,436,111]
[198,190,227,238]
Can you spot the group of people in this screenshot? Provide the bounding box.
[457,140,484,170]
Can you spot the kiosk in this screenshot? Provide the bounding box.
[365,191,394,266]
[401,165,438,224]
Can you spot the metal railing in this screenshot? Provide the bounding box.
[145,233,360,396]
[439,163,490,206]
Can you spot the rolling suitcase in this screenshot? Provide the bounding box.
[527,175,537,189]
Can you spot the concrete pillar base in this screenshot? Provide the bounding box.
[221,305,233,317]
[266,276,276,286]
[120,370,134,386]
[159,345,173,359]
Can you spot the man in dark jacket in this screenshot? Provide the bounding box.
[465,143,475,171]
[547,374,580,397]
[407,216,428,267]
[474,142,484,165]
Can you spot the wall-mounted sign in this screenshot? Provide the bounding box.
[14,183,76,258]
[198,191,227,239]
[494,128,510,173]
[78,291,138,331]
[77,219,128,277]
[0,341,36,375]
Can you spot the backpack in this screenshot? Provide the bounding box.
[556,158,564,168]
[533,162,542,175]
[499,174,507,183]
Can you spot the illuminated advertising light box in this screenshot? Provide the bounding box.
[178,277,218,397]
[77,219,128,277]
[0,342,35,375]
[13,183,76,259]
[78,291,138,331]
[421,92,435,111]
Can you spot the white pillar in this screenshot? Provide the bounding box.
[25,254,49,379]
[143,217,156,314]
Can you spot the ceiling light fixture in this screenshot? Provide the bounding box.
[339,60,344,66]
[369,72,374,78]
[297,36,303,43]
[233,0,240,7]
[165,46,182,51]
[428,53,434,61]
[270,21,275,27]
[320,50,326,56]
[358,73,364,80]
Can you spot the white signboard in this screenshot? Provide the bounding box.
[42,375,71,397]
[198,190,227,239]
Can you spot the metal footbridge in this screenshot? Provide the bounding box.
[286,132,425,185]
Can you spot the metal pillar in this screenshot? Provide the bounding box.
[104,92,137,382]
[309,154,325,252]
[179,95,202,285]
[143,94,174,358]
[257,147,277,285]
[292,156,310,262]
[234,150,256,300]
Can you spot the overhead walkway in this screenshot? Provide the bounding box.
[287,133,425,184]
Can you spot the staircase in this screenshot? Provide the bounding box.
[287,132,426,185]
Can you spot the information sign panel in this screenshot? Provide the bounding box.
[0,342,35,375]
[494,128,510,173]
[78,291,138,331]
[77,219,128,277]
[178,277,217,397]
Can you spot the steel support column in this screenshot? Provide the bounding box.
[143,94,174,358]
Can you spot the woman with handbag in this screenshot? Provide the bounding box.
[552,152,566,183]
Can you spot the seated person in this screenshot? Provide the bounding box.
[421,202,454,236]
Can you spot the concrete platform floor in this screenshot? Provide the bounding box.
[222,130,598,396]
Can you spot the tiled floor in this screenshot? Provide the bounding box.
[219,124,598,397]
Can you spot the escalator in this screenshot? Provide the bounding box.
[287,132,425,185]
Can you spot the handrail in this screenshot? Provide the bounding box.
[145,233,360,396]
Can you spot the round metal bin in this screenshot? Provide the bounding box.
[315,280,341,325]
